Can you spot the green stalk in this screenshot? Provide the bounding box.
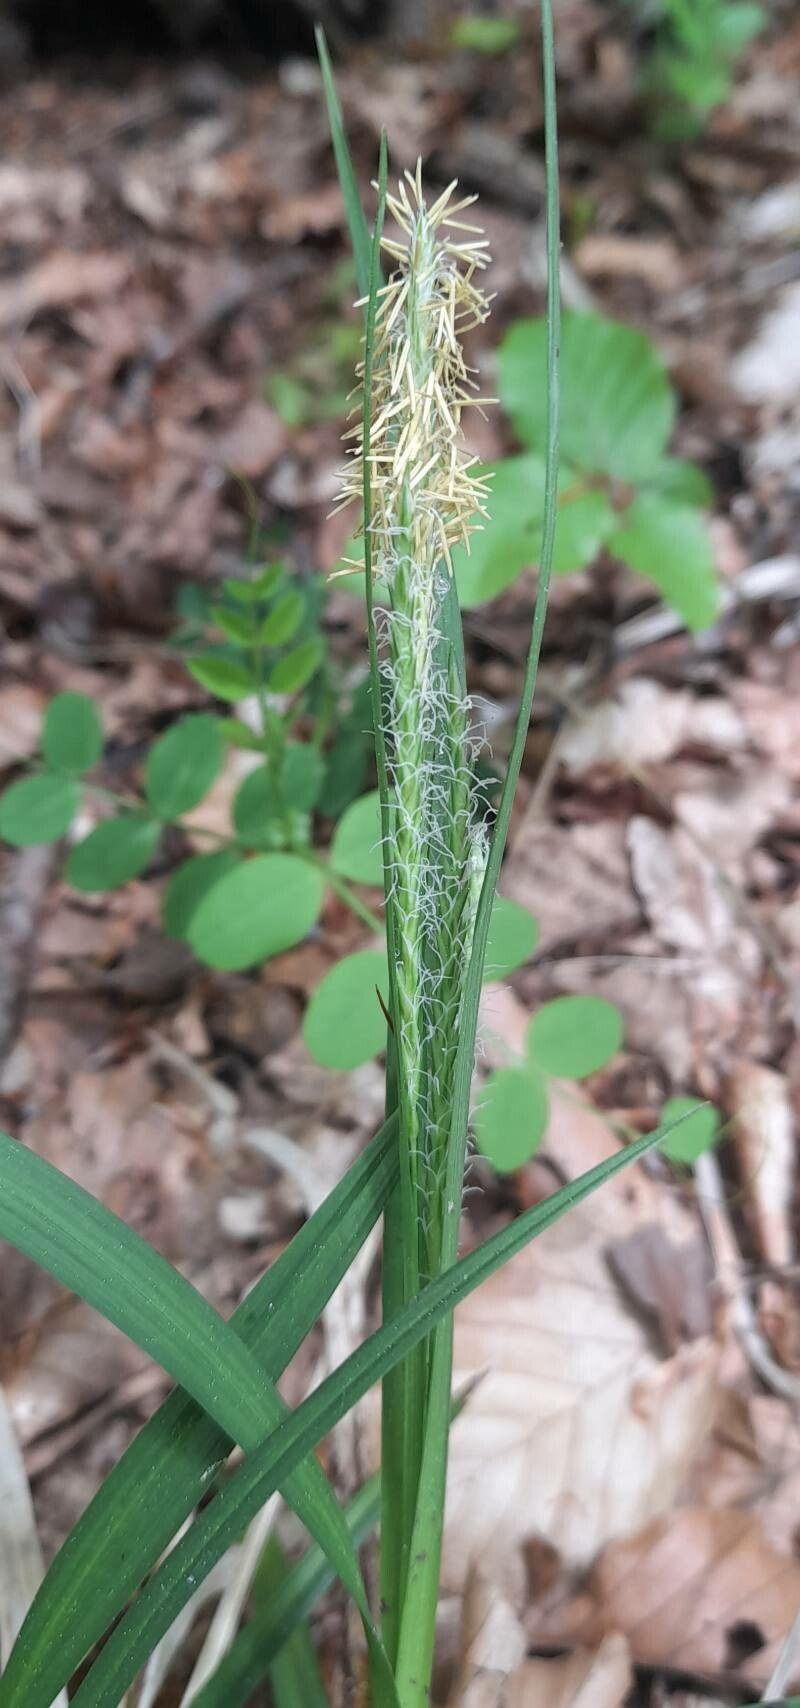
[394,10,562,1702]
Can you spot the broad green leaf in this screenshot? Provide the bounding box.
[660,1096,719,1163]
[0,1131,395,1708]
[269,637,323,695]
[188,853,324,970]
[483,895,539,981]
[645,456,713,507]
[253,562,286,599]
[42,693,102,776]
[67,1127,664,1708]
[330,790,382,886]
[217,717,263,752]
[162,849,241,941]
[210,604,254,645]
[282,743,324,812]
[454,455,615,607]
[303,950,389,1070]
[499,312,674,485]
[2,1122,396,1708]
[145,715,223,820]
[260,589,304,647]
[527,994,623,1079]
[0,774,79,847]
[187,654,255,701]
[717,0,765,52]
[233,765,281,844]
[451,14,520,51]
[608,493,719,631]
[67,815,160,892]
[319,728,370,818]
[474,1066,549,1173]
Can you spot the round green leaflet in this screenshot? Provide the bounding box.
[527,994,624,1079]
[0,774,80,847]
[188,853,325,971]
[303,949,390,1070]
[145,714,223,821]
[163,849,242,941]
[42,692,103,777]
[483,895,539,981]
[330,791,383,886]
[474,1066,549,1173]
[68,815,161,892]
[660,1096,720,1164]
[186,655,255,702]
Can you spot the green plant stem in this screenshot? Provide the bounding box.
[303,855,383,934]
[394,10,561,1703]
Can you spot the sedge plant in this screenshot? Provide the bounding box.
[0,13,684,1708]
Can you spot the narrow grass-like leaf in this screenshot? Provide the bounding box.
[192,1476,380,1708]
[0,1121,398,1708]
[251,1536,328,1708]
[315,26,373,299]
[65,1128,663,1708]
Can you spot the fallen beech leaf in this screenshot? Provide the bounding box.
[543,1507,800,1689]
[444,1150,718,1588]
[559,679,743,775]
[506,1635,632,1708]
[503,819,638,957]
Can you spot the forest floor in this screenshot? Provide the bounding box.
[1,4,800,1703]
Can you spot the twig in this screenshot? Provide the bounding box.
[695,1149,800,1403]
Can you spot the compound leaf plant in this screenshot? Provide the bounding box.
[0,20,704,1708]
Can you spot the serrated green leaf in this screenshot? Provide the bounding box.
[499,312,674,485]
[645,457,713,508]
[65,1126,665,1708]
[269,637,323,695]
[660,1096,720,1163]
[483,896,539,981]
[187,655,255,701]
[609,493,719,631]
[162,848,242,940]
[527,994,623,1079]
[329,790,382,886]
[188,853,324,969]
[303,949,388,1070]
[453,454,615,607]
[145,715,223,820]
[474,1066,549,1173]
[0,1130,396,1708]
[0,773,79,847]
[42,693,102,777]
[67,815,160,892]
[260,589,304,647]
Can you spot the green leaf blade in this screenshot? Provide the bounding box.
[609,493,719,631]
[329,790,383,886]
[474,1066,549,1173]
[67,815,160,891]
[0,774,79,846]
[145,714,223,819]
[526,994,623,1078]
[42,692,103,776]
[188,853,324,969]
[303,949,388,1070]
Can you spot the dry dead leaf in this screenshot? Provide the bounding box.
[504,1636,632,1708]
[445,1565,631,1708]
[213,400,287,479]
[575,233,686,290]
[0,251,130,330]
[0,684,46,764]
[504,819,638,957]
[443,1089,718,1592]
[559,680,743,775]
[541,1506,800,1690]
